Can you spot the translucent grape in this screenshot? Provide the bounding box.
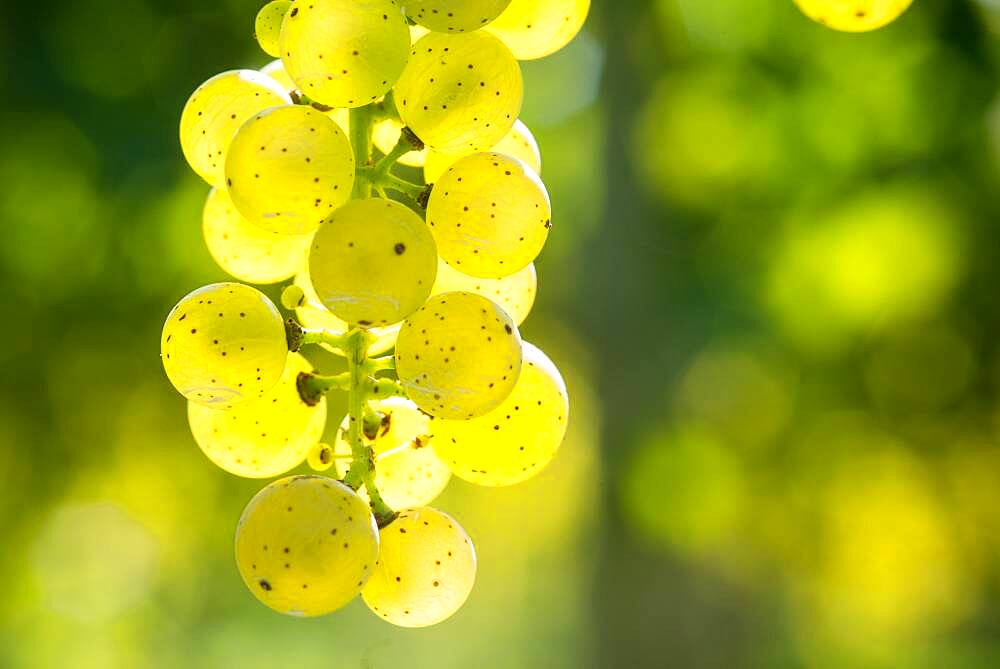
[373,118,427,167]
[361,507,476,627]
[394,31,522,153]
[423,118,540,183]
[405,0,512,33]
[235,475,379,616]
[279,0,411,108]
[431,342,567,486]
[395,292,522,419]
[225,105,354,234]
[486,0,591,60]
[307,442,335,472]
[431,259,536,325]
[794,0,914,32]
[255,0,292,57]
[202,187,311,284]
[161,283,288,408]
[179,70,290,187]
[426,152,550,278]
[333,398,451,508]
[260,59,294,92]
[309,198,437,327]
[188,353,326,478]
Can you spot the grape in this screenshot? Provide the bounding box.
[188,353,326,478]
[161,283,288,408]
[395,292,522,419]
[260,59,294,92]
[255,0,292,57]
[202,187,311,284]
[486,0,590,60]
[426,152,550,278]
[405,0,512,33]
[333,398,451,508]
[394,31,522,153]
[279,0,411,108]
[373,119,427,167]
[361,507,476,627]
[235,475,379,616]
[225,105,354,235]
[794,0,914,32]
[309,198,438,327]
[423,118,540,184]
[179,70,290,187]
[307,442,335,472]
[431,259,536,326]
[431,342,567,486]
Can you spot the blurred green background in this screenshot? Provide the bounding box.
[3,0,1000,667]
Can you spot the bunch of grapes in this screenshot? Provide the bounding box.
[163,0,586,628]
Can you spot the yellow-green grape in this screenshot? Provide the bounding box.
[279,0,411,108]
[426,152,550,278]
[255,0,292,57]
[431,259,535,325]
[309,198,437,327]
[307,442,335,472]
[794,0,914,32]
[395,31,522,153]
[431,342,567,486]
[423,118,540,183]
[202,187,311,284]
[373,118,426,167]
[235,475,379,616]
[486,0,590,60]
[361,507,476,627]
[187,353,325,478]
[395,292,522,419]
[179,70,290,187]
[333,398,451,508]
[161,283,288,408]
[225,105,354,235]
[405,0,512,33]
[260,59,294,92]
[327,108,350,134]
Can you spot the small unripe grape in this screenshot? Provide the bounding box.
[280,0,411,108]
[395,292,522,419]
[362,507,476,627]
[405,0,512,33]
[487,0,591,60]
[255,0,292,57]
[432,342,567,486]
[427,152,550,278]
[794,0,914,32]
[431,259,536,326]
[179,70,290,187]
[307,442,335,472]
[161,283,288,408]
[423,118,540,183]
[236,476,379,616]
[395,31,522,153]
[188,353,326,478]
[225,105,354,235]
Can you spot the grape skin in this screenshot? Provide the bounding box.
[423,118,540,184]
[794,0,914,32]
[431,259,536,326]
[260,59,294,93]
[236,475,379,616]
[431,342,568,486]
[486,0,591,60]
[160,283,288,408]
[188,353,326,479]
[255,0,292,57]
[405,0,512,33]
[361,507,476,627]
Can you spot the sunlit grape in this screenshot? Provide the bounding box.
[794,0,914,32]
[405,0,512,33]
[255,1,292,57]
[486,0,590,60]
[431,259,536,325]
[260,59,294,92]
[423,118,540,183]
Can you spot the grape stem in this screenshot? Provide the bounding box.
[287,320,351,352]
[367,376,408,399]
[350,106,375,199]
[296,371,350,406]
[365,355,396,373]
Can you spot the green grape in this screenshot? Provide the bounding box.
[255,0,292,57]
[373,118,426,167]
[260,59,294,92]
[486,0,590,60]
[405,0,512,33]
[361,507,476,627]
[307,442,335,472]
[202,187,311,284]
[327,107,350,134]
[161,283,288,408]
[426,152,550,278]
[395,292,522,419]
[394,31,522,153]
[188,353,326,478]
[794,0,913,31]
[279,0,411,108]
[225,105,354,235]
[309,198,438,327]
[236,475,379,616]
[179,70,290,187]
[431,342,567,486]
[333,398,451,509]
[431,259,535,325]
[423,118,540,183]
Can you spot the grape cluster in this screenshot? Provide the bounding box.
[163,0,586,628]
